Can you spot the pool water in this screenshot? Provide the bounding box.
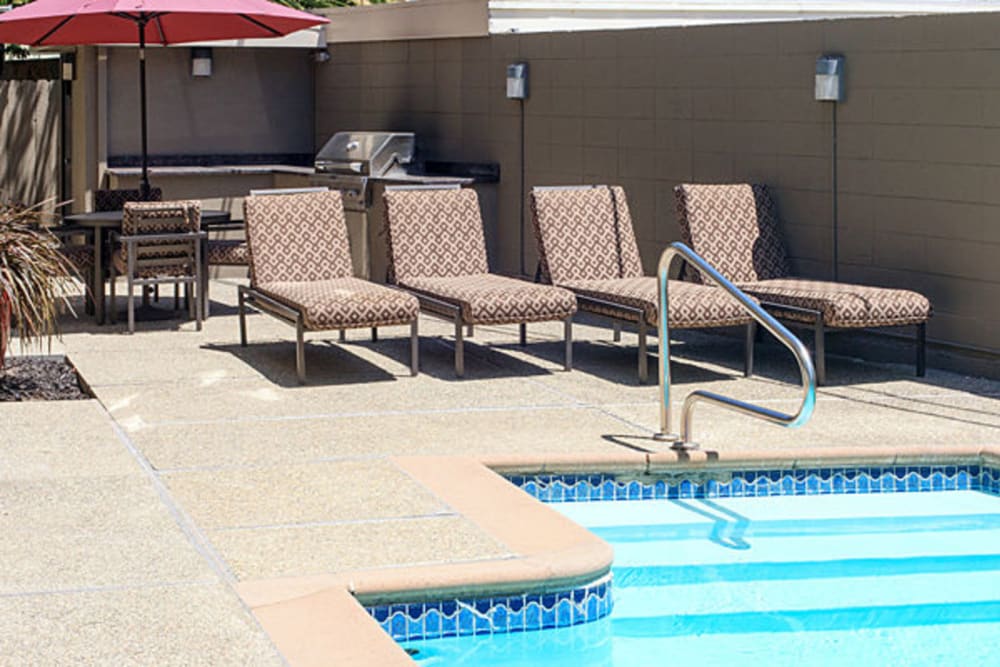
[403,491,1000,666]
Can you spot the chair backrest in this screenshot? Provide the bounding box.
[382,187,489,283]
[95,188,162,212]
[674,183,791,284]
[120,201,201,274]
[243,189,352,285]
[529,185,644,284]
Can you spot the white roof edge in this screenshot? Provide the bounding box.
[487,0,1000,33]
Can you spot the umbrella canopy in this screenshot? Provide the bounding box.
[0,0,329,46]
[0,0,329,198]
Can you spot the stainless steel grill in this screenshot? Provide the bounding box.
[312,131,415,212]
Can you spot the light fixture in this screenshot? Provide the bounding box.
[191,47,212,77]
[60,52,75,81]
[313,49,330,64]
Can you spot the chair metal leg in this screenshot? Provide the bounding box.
[339,329,346,342]
[455,315,465,378]
[519,322,527,346]
[814,315,826,386]
[466,324,474,337]
[744,321,757,378]
[638,318,648,384]
[613,321,622,342]
[296,315,306,383]
[127,279,135,334]
[410,319,419,376]
[127,252,136,334]
[109,262,117,324]
[564,316,573,371]
[916,322,927,377]
[238,288,247,347]
[371,327,378,342]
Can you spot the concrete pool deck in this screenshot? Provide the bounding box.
[2,278,999,664]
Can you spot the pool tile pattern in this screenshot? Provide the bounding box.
[509,465,1000,502]
[366,574,612,642]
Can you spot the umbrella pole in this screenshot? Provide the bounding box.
[138,20,151,200]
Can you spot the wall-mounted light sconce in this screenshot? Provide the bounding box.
[313,49,331,64]
[815,54,845,102]
[191,47,213,77]
[60,52,75,81]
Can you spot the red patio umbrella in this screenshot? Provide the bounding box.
[0,0,329,198]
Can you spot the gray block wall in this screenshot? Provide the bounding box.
[316,13,1000,354]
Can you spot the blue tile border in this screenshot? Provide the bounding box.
[508,464,1000,502]
[366,574,613,642]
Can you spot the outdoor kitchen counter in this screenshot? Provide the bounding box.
[105,165,316,177]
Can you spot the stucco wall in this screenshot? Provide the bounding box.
[0,79,59,209]
[107,47,314,159]
[315,13,1000,353]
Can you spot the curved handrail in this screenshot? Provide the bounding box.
[656,242,816,447]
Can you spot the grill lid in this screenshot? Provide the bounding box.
[314,131,415,177]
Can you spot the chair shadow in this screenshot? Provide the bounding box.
[409,335,554,381]
[202,340,402,387]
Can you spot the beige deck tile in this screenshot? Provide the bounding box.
[68,346,266,387]
[0,476,215,593]
[0,585,282,666]
[0,401,139,480]
[162,460,448,529]
[98,373,577,429]
[209,516,512,581]
[135,406,637,470]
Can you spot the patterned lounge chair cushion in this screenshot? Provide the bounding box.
[402,274,577,325]
[382,188,490,283]
[257,278,419,330]
[207,239,250,266]
[673,183,791,284]
[562,277,751,329]
[530,185,644,283]
[244,190,353,285]
[741,279,932,328]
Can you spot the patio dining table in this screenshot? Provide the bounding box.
[62,208,232,325]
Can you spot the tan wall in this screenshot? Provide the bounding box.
[0,79,59,209]
[107,47,314,158]
[315,13,1000,353]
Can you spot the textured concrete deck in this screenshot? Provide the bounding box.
[3,278,999,664]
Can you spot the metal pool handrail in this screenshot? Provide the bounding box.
[656,242,816,447]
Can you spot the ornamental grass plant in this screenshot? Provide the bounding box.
[0,200,78,370]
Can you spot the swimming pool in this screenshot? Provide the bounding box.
[394,465,1000,666]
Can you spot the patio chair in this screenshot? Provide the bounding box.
[239,189,419,382]
[109,200,206,334]
[383,185,577,377]
[674,183,932,384]
[530,185,754,383]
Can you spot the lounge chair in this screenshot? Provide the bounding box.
[674,183,932,384]
[383,185,576,377]
[530,184,755,383]
[239,189,419,382]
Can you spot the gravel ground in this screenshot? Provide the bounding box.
[0,357,89,401]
